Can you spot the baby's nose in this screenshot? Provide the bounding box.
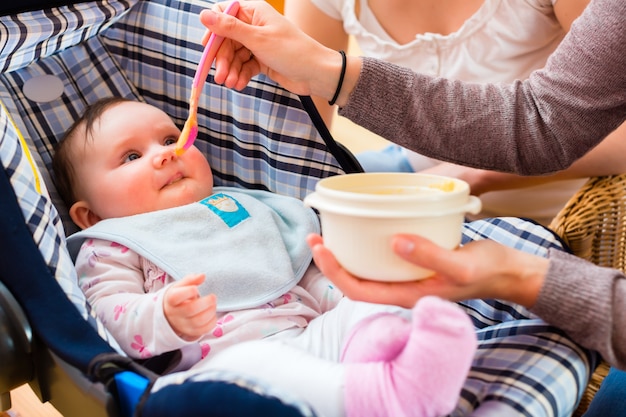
[155,147,176,166]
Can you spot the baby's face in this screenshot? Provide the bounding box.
[71,101,214,221]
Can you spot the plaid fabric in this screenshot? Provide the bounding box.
[0,0,137,73]
[455,218,597,416]
[0,0,595,416]
[0,35,146,234]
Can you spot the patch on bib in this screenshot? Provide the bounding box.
[199,193,250,227]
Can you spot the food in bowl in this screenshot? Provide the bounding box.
[304,173,481,282]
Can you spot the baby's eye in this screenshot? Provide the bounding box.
[123,152,141,163]
[164,137,177,146]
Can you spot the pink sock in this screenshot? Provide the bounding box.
[341,311,411,363]
[342,296,477,417]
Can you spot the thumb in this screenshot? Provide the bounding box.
[165,274,205,306]
[393,234,467,279]
[173,273,206,288]
[200,9,248,45]
[392,234,450,271]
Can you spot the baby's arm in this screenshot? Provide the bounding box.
[163,274,217,340]
[75,238,209,358]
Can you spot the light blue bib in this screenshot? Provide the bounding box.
[67,187,320,311]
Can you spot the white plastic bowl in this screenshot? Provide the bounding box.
[304,173,481,281]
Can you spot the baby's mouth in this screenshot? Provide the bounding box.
[164,173,184,188]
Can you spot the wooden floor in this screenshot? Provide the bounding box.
[5,384,62,417]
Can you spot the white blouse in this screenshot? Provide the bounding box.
[312,0,563,82]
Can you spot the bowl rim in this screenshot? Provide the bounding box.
[314,172,469,199]
[304,194,482,218]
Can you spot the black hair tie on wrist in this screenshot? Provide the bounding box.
[328,50,347,106]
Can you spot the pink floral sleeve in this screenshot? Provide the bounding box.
[75,238,195,358]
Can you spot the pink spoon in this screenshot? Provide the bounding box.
[175,0,241,155]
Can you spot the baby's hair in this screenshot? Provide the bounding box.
[52,96,134,209]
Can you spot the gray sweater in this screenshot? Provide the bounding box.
[340,0,626,368]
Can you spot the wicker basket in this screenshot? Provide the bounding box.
[549,173,626,416]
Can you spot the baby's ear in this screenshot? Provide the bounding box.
[69,201,102,229]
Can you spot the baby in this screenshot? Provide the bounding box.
[53,97,476,417]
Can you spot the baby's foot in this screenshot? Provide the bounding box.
[341,312,411,363]
[344,296,477,417]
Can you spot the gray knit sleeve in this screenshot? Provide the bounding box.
[531,249,626,368]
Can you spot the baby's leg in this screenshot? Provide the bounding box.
[279,297,411,362]
[203,338,347,417]
[343,296,477,417]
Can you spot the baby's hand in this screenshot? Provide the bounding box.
[164,274,217,340]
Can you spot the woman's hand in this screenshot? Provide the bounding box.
[199,1,359,105]
[306,233,548,308]
[419,163,494,196]
[163,274,217,340]
[420,162,576,196]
